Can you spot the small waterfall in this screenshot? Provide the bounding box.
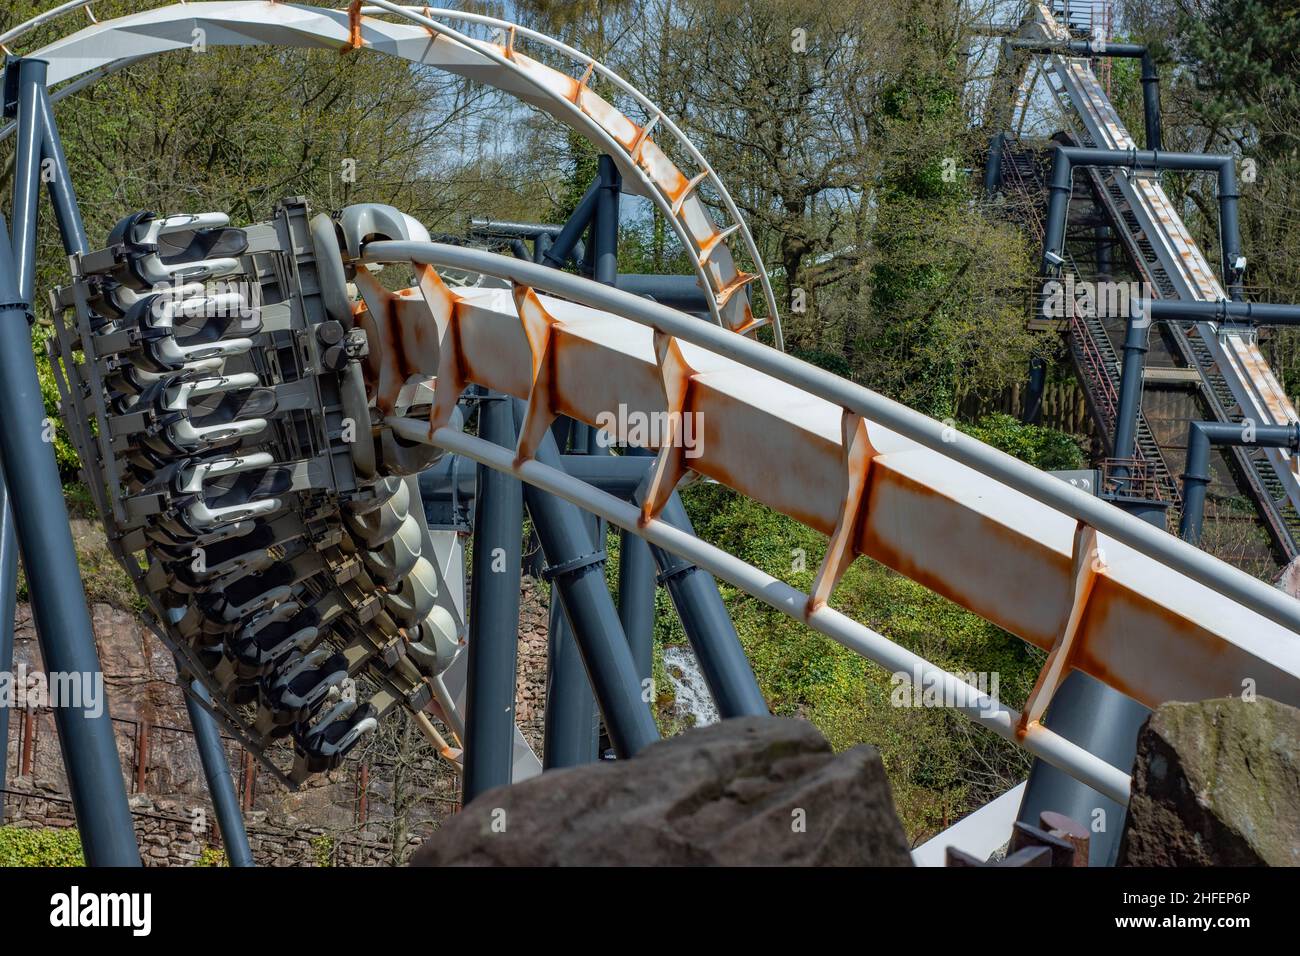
[663,645,718,728]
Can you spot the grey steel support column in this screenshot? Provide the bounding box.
[1041,151,1074,276]
[513,400,660,760]
[533,232,552,264]
[181,671,253,867]
[8,60,45,302]
[1094,224,1113,280]
[617,451,656,684]
[543,527,600,769]
[1110,308,1152,469]
[1179,421,1300,544]
[1139,51,1162,153]
[1023,357,1047,426]
[1216,161,1244,300]
[649,493,768,717]
[0,58,139,866]
[593,154,622,286]
[542,178,600,270]
[588,153,657,685]
[0,220,140,864]
[462,391,524,799]
[1016,670,1151,866]
[984,132,1005,194]
[37,84,88,255]
[1016,495,1163,866]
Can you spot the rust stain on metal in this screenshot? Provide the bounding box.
[639,331,698,523]
[855,466,1066,653]
[715,270,757,312]
[1070,578,1239,709]
[807,410,878,614]
[343,0,364,53]
[511,283,562,462]
[571,61,595,104]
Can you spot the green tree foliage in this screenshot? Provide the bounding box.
[862,10,1037,418]
[31,323,80,475]
[960,413,1086,471]
[0,826,85,866]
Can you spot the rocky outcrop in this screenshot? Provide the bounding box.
[1118,697,1300,866]
[412,715,913,866]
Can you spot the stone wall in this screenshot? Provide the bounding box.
[3,781,405,866]
[2,579,556,865]
[515,577,550,752]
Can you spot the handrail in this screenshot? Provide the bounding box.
[0,0,97,49]
[385,409,1133,804]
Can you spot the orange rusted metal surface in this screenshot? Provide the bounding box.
[344,0,364,52]
[359,267,1300,723]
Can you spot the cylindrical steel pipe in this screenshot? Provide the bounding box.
[182,675,254,867]
[462,392,524,799]
[0,213,140,865]
[651,493,767,717]
[511,401,660,760]
[1179,421,1300,544]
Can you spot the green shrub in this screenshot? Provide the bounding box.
[960,413,1085,471]
[0,826,85,866]
[311,834,335,867]
[196,846,228,867]
[31,324,82,479]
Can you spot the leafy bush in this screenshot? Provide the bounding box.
[311,834,335,867]
[31,323,81,478]
[0,826,85,866]
[960,413,1085,472]
[196,846,228,867]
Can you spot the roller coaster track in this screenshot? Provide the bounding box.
[1008,3,1300,559]
[5,1,1300,821]
[3,1,782,347]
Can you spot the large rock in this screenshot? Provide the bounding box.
[412,716,912,866]
[1119,697,1300,866]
